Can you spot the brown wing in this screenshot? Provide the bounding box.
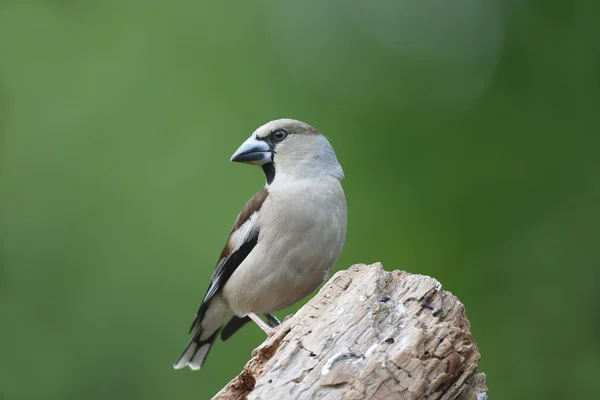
[188,187,269,333]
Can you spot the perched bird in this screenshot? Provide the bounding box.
[173,119,347,370]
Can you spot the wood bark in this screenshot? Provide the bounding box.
[212,263,487,400]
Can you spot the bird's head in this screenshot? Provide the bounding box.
[230,119,344,184]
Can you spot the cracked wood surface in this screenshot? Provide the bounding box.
[212,263,487,400]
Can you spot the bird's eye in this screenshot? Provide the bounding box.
[271,129,288,142]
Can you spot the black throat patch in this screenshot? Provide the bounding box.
[262,162,275,184]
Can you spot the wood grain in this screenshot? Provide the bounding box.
[212,263,487,400]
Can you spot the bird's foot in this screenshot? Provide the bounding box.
[251,341,267,358]
[264,325,280,338]
[248,313,285,357]
[250,328,281,357]
[248,312,281,336]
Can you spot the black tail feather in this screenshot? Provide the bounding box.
[221,316,250,341]
[173,329,220,370]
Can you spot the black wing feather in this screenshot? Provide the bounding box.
[188,235,258,334]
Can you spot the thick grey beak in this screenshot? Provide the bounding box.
[230,136,272,165]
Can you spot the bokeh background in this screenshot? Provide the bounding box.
[1,0,599,399]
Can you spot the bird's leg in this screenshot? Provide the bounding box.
[264,313,281,328]
[249,313,281,357]
[249,314,296,357]
[248,312,279,337]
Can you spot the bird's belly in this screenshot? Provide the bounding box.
[223,203,346,316]
[252,238,336,313]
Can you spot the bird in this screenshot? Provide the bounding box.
[173,118,347,370]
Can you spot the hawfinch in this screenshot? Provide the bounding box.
[173,119,347,370]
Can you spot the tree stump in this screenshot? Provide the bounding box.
[212,263,487,400]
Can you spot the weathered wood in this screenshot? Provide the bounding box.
[212,263,487,400]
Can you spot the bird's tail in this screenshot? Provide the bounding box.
[173,329,219,370]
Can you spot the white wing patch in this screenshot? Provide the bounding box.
[229,211,259,252]
[202,211,260,303]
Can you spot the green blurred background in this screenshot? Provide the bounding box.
[1,1,598,399]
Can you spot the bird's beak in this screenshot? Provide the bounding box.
[230,136,273,165]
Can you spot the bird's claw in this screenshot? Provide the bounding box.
[251,342,265,358]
